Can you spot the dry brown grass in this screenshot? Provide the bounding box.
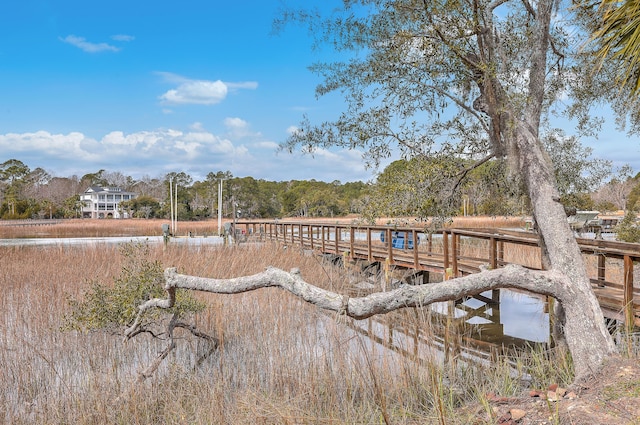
[0,218,220,238]
[3,240,496,424]
[2,217,635,424]
[0,215,526,239]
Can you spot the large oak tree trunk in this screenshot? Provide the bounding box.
[513,120,616,378]
[467,0,618,379]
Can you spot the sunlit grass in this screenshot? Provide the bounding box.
[0,218,219,238]
[0,239,572,424]
[1,217,636,424]
[0,215,527,239]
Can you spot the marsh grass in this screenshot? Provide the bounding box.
[0,218,218,238]
[0,217,632,424]
[0,215,525,239]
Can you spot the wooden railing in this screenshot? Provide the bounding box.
[236,220,640,327]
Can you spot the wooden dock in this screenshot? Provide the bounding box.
[237,220,640,328]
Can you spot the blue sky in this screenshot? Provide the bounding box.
[1,1,639,185]
[0,0,371,183]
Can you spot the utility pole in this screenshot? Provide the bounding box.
[217,178,225,236]
[169,176,174,235]
[174,179,178,235]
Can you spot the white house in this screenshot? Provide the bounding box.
[80,186,137,219]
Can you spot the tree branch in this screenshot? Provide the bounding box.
[452,153,496,193]
[127,265,571,331]
[135,313,179,383]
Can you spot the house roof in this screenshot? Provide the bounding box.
[83,186,136,195]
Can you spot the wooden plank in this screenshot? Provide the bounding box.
[490,237,497,269]
[624,255,634,330]
[452,232,459,277]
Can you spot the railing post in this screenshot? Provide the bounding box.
[334,225,339,254]
[451,231,459,277]
[597,253,606,285]
[413,229,419,269]
[367,228,372,262]
[321,226,326,252]
[624,255,634,331]
[490,237,497,269]
[443,231,449,272]
[349,226,355,260]
[386,228,393,263]
[310,225,315,250]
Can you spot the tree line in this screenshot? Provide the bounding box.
[2,148,638,222]
[0,159,370,220]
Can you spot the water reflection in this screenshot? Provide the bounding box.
[343,288,550,369]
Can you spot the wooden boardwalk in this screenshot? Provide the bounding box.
[238,220,640,328]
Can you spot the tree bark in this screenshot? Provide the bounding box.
[513,120,617,379]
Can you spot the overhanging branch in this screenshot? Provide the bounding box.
[125,264,570,339]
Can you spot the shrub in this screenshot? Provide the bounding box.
[62,240,206,334]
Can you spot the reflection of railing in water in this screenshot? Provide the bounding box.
[239,220,640,329]
[335,289,549,369]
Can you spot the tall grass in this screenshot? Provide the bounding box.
[0,215,526,239]
[0,218,630,424]
[0,240,544,424]
[0,218,218,238]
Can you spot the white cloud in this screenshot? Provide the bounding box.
[0,131,100,161]
[190,122,205,131]
[0,124,375,183]
[224,117,264,139]
[174,140,202,158]
[160,80,228,105]
[224,117,249,130]
[111,34,135,42]
[59,35,120,53]
[157,72,258,106]
[286,125,299,135]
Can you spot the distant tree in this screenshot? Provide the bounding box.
[102,171,131,188]
[79,170,108,188]
[123,195,161,219]
[0,159,31,217]
[164,172,193,220]
[0,159,30,184]
[47,177,81,209]
[255,179,283,218]
[363,157,521,220]
[591,166,635,211]
[616,210,640,243]
[279,180,312,216]
[364,130,611,219]
[62,195,84,219]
